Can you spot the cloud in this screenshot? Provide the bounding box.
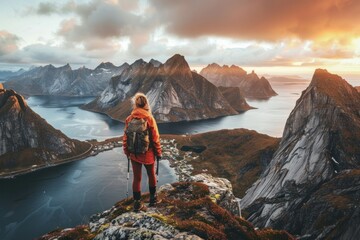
[0,43,92,66]
[0,31,20,56]
[149,0,360,43]
[27,0,156,53]
[6,0,358,71]
[25,1,80,15]
[36,2,58,15]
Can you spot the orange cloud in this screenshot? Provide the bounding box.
[0,31,20,55]
[150,0,360,42]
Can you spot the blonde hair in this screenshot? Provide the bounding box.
[132,92,150,111]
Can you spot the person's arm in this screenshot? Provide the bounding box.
[123,118,130,156]
[149,116,162,157]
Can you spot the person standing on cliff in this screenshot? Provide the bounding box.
[123,92,162,212]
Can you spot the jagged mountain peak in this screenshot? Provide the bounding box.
[130,58,147,68]
[95,62,116,70]
[149,58,162,67]
[246,71,260,81]
[203,63,246,74]
[4,60,129,96]
[208,62,221,69]
[309,68,359,106]
[42,64,56,70]
[120,62,130,68]
[59,63,72,71]
[164,54,191,73]
[242,69,360,238]
[0,89,27,112]
[229,64,242,70]
[311,68,345,88]
[200,64,275,98]
[84,54,242,123]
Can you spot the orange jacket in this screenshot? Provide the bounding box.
[123,107,162,165]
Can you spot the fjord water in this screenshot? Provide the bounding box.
[1,78,358,240]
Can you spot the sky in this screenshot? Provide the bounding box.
[1,0,360,78]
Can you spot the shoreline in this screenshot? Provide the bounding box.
[1,135,198,181]
[0,137,123,180]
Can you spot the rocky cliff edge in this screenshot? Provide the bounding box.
[38,174,294,240]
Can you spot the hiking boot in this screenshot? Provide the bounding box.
[149,194,158,207]
[149,186,160,207]
[133,200,143,212]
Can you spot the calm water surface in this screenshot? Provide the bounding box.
[1,78,359,240]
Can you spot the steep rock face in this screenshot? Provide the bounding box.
[38,174,294,240]
[0,88,90,175]
[242,69,360,239]
[3,62,128,96]
[218,86,252,112]
[200,64,277,99]
[356,86,360,92]
[84,54,241,122]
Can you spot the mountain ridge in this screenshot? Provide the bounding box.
[241,69,360,239]
[3,62,129,96]
[83,54,250,123]
[200,63,277,99]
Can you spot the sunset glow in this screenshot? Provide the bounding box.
[0,0,359,77]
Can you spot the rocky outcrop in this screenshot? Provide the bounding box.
[200,63,277,99]
[38,174,294,240]
[0,88,90,175]
[3,62,129,96]
[356,86,360,93]
[218,86,253,112]
[83,54,243,123]
[242,69,360,239]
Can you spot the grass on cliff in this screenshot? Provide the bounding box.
[37,225,95,240]
[111,182,294,240]
[38,181,294,240]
